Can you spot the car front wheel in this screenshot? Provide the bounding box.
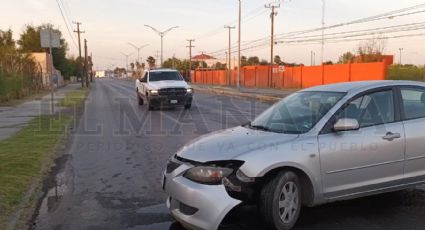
[137,93,144,105]
[259,171,302,230]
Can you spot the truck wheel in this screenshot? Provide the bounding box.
[147,99,154,111]
[259,171,302,230]
[137,93,144,105]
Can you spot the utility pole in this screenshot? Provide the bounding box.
[144,25,179,67]
[321,0,326,65]
[73,21,85,87]
[399,48,404,65]
[90,52,93,83]
[311,51,315,66]
[237,0,242,90]
[224,26,235,86]
[84,39,89,87]
[265,3,280,88]
[186,39,195,82]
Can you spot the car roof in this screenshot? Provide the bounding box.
[147,68,178,73]
[301,80,425,93]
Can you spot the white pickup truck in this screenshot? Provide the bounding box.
[135,69,193,110]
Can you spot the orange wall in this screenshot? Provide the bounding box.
[192,61,389,89]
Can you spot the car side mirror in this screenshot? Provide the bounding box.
[333,118,359,132]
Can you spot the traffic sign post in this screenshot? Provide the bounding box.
[40,28,60,115]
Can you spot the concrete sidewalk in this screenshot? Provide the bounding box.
[191,84,298,103]
[0,83,82,141]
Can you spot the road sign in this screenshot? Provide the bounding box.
[40,28,60,115]
[40,29,60,48]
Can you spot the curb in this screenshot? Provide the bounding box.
[192,86,281,103]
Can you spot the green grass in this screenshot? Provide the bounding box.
[387,65,425,81]
[0,115,71,226]
[58,88,89,107]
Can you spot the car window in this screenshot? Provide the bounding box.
[337,90,394,128]
[401,88,425,120]
[149,71,184,81]
[250,91,345,134]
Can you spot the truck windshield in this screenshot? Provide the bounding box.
[249,91,345,134]
[149,71,184,81]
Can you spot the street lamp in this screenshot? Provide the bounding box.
[120,52,134,72]
[144,25,179,67]
[127,43,149,64]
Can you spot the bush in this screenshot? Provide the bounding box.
[387,65,425,81]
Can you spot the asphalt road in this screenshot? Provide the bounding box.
[33,78,425,230]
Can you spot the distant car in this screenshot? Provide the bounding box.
[136,69,193,110]
[163,81,425,230]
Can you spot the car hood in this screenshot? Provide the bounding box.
[149,80,188,89]
[176,126,299,162]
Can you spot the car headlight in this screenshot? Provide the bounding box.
[186,88,193,93]
[149,89,158,95]
[184,166,233,185]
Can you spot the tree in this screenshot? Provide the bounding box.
[356,37,387,63]
[247,56,260,66]
[274,55,283,65]
[260,59,269,66]
[214,62,226,70]
[338,52,355,64]
[0,29,15,50]
[241,56,248,67]
[17,24,77,79]
[146,56,156,69]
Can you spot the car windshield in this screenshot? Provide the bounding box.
[149,71,184,81]
[249,91,345,134]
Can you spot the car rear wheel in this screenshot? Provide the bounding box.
[259,171,302,230]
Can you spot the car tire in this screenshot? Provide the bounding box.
[137,93,144,105]
[259,171,302,230]
[184,103,192,110]
[147,99,154,111]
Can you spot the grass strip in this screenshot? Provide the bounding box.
[0,115,71,226]
[58,88,89,107]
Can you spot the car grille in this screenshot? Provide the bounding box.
[158,88,187,96]
[166,160,181,174]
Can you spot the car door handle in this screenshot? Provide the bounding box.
[382,132,401,141]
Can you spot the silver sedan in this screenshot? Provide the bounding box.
[163,80,425,230]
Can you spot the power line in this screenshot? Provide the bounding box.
[194,5,266,40]
[58,0,74,27]
[206,3,425,56]
[55,0,78,49]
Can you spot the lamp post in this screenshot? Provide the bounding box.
[144,25,179,67]
[399,48,404,65]
[120,52,133,72]
[127,43,149,64]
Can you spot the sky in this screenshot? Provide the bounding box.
[3,0,425,70]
